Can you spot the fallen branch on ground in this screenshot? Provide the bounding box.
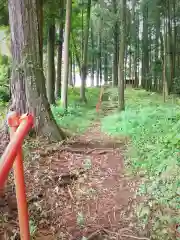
[121,234,150,240]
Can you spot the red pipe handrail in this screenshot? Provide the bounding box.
[0,113,33,187]
[0,112,33,240]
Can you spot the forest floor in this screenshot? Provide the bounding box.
[1,87,179,240]
[0,111,148,239]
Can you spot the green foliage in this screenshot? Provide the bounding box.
[52,87,100,133]
[101,88,180,239]
[0,0,9,26]
[29,219,37,237]
[0,86,9,102]
[77,212,85,227]
[172,77,180,95]
[0,56,10,102]
[0,55,10,102]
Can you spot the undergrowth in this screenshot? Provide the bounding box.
[0,87,100,133]
[52,87,100,133]
[102,88,180,239]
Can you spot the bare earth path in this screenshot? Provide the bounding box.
[0,121,148,240]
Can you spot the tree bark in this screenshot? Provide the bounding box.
[8,0,65,141]
[118,0,126,111]
[163,13,168,101]
[55,0,65,99]
[96,32,101,87]
[90,25,94,86]
[104,41,108,83]
[68,50,73,86]
[72,32,81,75]
[141,3,149,89]
[61,0,72,109]
[47,18,56,104]
[112,0,119,86]
[72,51,76,86]
[36,0,43,66]
[80,0,91,101]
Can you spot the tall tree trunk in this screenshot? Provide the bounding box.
[99,34,102,85]
[124,48,128,88]
[141,3,149,89]
[104,41,108,83]
[163,13,168,101]
[147,27,152,91]
[61,0,72,109]
[72,51,76,86]
[81,8,84,63]
[72,32,81,75]
[129,50,132,81]
[154,7,160,91]
[133,7,139,88]
[96,32,101,86]
[118,0,126,111]
[55,0,65,99]
[167,0,173,93]
[80,0,91,101]
[90,25,94,86]
[112,0,119,86]
[172,0,176,79]
[36,0,43,66]
[47,18,56,104]
[8,0,65,141]
[69,50,73,86]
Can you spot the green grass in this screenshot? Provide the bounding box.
[0,87,100,133]
[101,88,180,239]
[52,87,100,133]
[0,101,7,125]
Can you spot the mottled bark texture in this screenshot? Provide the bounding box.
[8,0,65,141]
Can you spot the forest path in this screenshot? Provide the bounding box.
[0,120,148,240]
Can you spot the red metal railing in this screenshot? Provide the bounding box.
[0,112,33,240]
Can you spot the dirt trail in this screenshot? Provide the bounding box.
[0,122,147,240]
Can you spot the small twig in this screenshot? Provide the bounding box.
[103,228,117,236]
[87,230,100,240]
[121,234,150,240]
[107,214,112,227]
[67,186,74,201]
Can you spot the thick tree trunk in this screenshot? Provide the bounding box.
[55,1,65,99]
[47,19,56,104]
[61,0,72,109]
[8,0,65,141]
